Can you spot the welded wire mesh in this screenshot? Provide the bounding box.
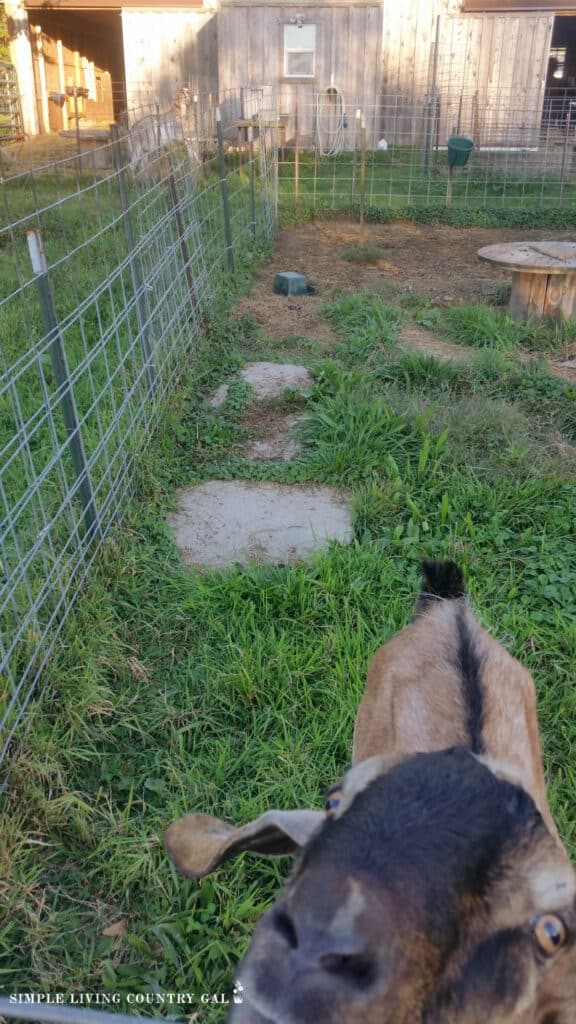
[0,93,278,765]
[274,87,576,212]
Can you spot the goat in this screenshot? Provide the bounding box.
[124,89,201,174]
[165,560,576,1024]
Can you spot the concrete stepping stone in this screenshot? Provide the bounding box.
[168,480,352,570]
[209,362,312,408]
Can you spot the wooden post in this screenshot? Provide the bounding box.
[34,26,50,134]
[446,164,453,206]
[359,114,366,244]
[424,15,441,172]
[6,1,39,135]
[351,108,360,207]
[248,125,257,239]
[56,39,68,130]
[73,87,81,180]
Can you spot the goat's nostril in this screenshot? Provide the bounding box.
[272,909,299,949]
[319,952,376,988]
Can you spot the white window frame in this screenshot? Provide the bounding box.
[283,23,317,79]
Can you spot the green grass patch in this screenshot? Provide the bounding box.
[2,261,576,1018]
[341,243,386,263]
[439,303,576,354]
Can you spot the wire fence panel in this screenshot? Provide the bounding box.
[0,94,277,766]
[272,87,576,213]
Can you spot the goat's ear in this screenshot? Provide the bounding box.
[164,808,325,878]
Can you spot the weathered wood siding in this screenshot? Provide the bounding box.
[379,0,553,146]
[217,2,383,145]
[122,8,218,112]
[218,0,553,149]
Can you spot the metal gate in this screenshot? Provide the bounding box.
[0,61,24,141]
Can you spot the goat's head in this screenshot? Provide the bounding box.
[166,748,576,1024]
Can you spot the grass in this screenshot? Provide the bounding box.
[440,303,576,353]
[2,258,576,1021]
[341,242,386,263]
[277,148,576,217]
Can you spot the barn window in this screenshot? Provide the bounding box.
[283,24,317,78]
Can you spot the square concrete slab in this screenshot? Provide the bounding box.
[168,480,353,569]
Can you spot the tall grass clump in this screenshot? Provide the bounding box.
[322,292,400,366]
[442,303,576,354]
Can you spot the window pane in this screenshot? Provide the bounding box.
[284,24,316,50]
[286,51,314,76]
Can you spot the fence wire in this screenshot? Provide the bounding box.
[271,88,576,212]
[0,94,278,766]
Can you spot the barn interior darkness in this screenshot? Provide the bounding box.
[549,15,576,85]
[30,8,126,122]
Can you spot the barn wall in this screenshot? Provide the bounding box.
[217,2,382,145]
[217,0,553,149]
[122,8,218,112]
[379,0,553,146]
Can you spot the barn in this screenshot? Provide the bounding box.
[5,0,576,151]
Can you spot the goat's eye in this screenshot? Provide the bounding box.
[325,785,343,815]
[532,914,567,956]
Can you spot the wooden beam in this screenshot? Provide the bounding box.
[56,38,69,129]
[463,1,576,11]
[25,0,204,8]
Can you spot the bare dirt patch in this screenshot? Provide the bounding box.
[242,404,303,462]
[398,326,472,363]
[237,218,576,379]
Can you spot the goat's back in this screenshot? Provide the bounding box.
[353,595,555,837]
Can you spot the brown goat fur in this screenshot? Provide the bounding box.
[353,561,558,841]
[166,560,576,1024]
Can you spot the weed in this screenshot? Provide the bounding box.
[341,243,386,263]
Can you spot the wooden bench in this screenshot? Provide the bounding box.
[477,240,576,320]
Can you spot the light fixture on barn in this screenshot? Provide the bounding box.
[290,13,305,28]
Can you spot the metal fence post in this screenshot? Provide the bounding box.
[294,93,300,206]
[216,106,234,272]
[109,122,155,393]
[26,228,99,537]
[558,104,573,208]
[166,154,198,311]
[248,125,257,239]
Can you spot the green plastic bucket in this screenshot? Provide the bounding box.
[447,136,474,168]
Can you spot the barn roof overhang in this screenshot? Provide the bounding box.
[463,0,576,10]
[24,1,205,8]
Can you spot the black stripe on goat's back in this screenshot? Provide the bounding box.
[416,560,486,753]
[420,559,467,602]
[455,608,486,755]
